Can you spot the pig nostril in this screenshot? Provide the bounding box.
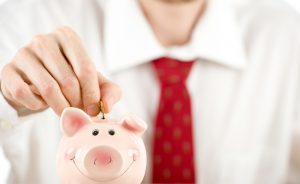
[94,151,112,167]
[94,154,112,166]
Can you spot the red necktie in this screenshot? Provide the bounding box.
[152,57,196,183]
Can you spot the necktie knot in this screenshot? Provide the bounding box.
[152,57,194,85]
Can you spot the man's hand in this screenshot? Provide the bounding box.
[0,26,121,116]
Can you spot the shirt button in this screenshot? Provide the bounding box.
[0,120,13,130]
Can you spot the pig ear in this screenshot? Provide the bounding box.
[60,107,91,137]
[121,114,147,136]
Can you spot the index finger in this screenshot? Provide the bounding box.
[53,27,100,115]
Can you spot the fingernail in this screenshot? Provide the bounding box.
[86,104,99,116]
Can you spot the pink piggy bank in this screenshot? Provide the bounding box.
[56,107,147,184]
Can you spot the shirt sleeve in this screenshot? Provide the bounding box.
[0,0,60,143]
[286,27,300,182]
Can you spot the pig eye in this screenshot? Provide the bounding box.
[92,129,99,136]
[108,130,115,136]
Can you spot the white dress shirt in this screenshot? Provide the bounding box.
[0,0,300,183]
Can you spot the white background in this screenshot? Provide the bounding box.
[285,0,300,12]
[0,0,299,183]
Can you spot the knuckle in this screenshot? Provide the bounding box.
[31,35,46,44]
[13,47,32,66]
[77,64,95,80]
[11,84,27,100]
[40,82,56,98]
[54,26,75,37]
[60,76,79,90]
[15,47,31,60]
[30,34,51,50]
[17,47,30,56]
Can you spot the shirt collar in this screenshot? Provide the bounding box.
[103,0,247,73]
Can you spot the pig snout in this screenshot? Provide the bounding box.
[85,146,122,172]
[78,146,138,181]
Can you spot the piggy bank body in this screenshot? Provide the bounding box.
[56,108,147,184]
